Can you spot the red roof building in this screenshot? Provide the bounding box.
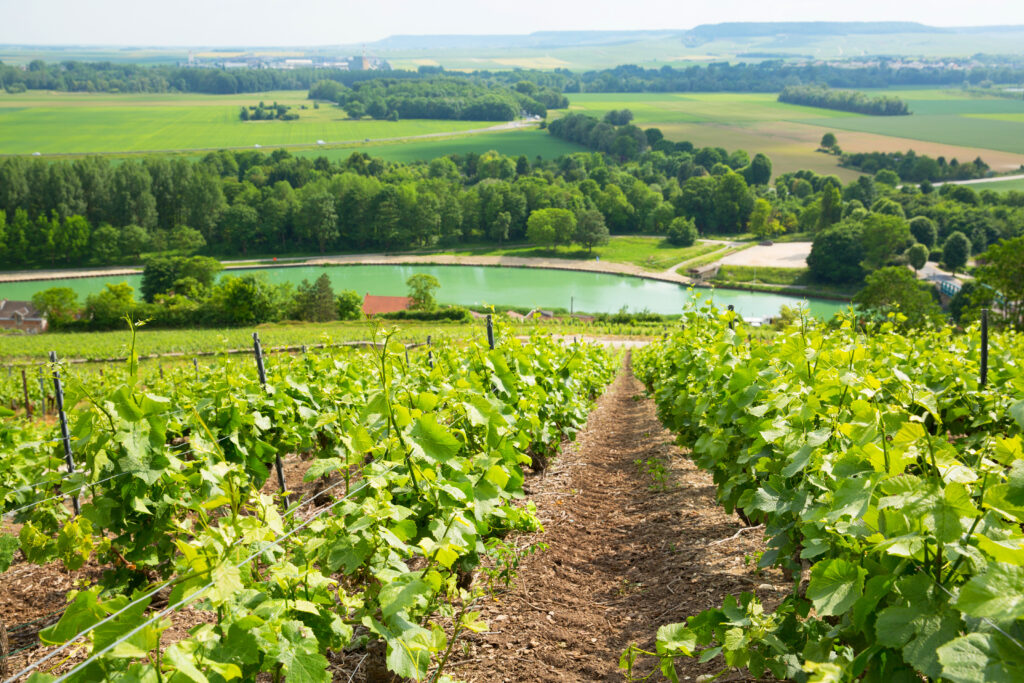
[362,294,413,316]
[0,299,48,334]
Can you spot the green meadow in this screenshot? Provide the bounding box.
[293,128,587,163]
[0,90,496,155]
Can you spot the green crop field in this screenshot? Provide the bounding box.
[292,128,587,163]
[0,90,499,155]
[560,90,1024,177]
[802,89,1024,155]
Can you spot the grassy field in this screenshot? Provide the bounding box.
[969,177,1024,193]
[561,90,1024,177]
[442,236,722,271]
[0,90,500,155]
[293,128,586,163]
[802,89,1024,159]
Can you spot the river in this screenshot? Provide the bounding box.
[1,264,846,319]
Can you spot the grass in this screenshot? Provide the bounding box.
[0,90,499,155]
[677,243,756,273]
[972,176,1024,193]
[442,236,722,271]
[714,265,809,286]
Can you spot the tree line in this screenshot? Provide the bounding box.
[6,58,1024,98]
[0,142,766,270]
[778,85,910,115]
[308,77,567,121]
[838,149,990,182]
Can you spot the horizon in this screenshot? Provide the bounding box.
[4,0,1024,48]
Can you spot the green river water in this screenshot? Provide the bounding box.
[1,264,846,319]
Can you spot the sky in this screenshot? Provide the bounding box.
[2,0,1024,46]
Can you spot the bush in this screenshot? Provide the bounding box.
[666,216,698,246]
[380,307,471,322]
[807,222,865,285]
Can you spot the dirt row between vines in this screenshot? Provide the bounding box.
[450,353,787,682]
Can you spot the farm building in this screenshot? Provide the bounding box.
[362,294,413,316]
[0,299,48,333]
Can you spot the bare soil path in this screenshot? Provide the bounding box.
[452,353,784,683]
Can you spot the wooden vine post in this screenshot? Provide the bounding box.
[21,368,30,417]
[486,315,495,350]
[980,308,989,389]
[1,614,8,679]
[252,332,290,506]
[49,351,80,515]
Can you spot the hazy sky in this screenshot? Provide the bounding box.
[2,0,1024,46]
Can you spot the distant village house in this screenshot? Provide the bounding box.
[0,299,48,334]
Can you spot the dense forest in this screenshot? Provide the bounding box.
[2,140,1021,281]
[307,77,567,121]
[839,150,991,182]
[778,85,910,115]
[5,58,1024,96]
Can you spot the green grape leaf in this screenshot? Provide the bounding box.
[409,415,461,463]
[938,632,1024,683]
[955,562,1024,621]
[0,532,19,573]
[806,558,866,616]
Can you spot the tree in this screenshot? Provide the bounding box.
[820,132,838,151]
[91,224,122,263]
[294,273,337,322]
[860,214,912,272]
[206,274,281,326]
[407,273,440,311]
[975,236,1024,329]
[573,210,609,252]
[31,287,79,327]
[741,153,772,186]
[942,231,971,274]
[168,224,206,254]
[749,199,783,239]
[526,208,576,248]
[712,172,753,234]
[84,283,136,329]
[908,216,936,249]
[119,224,150,260]
[220,204,259,254]
[853,266,942,328]
[345,101,366,119]
[141,256,182,302]
[906,243,929,271]
[55,215,90,263]
[818,184,843,231]
[874,169,900,186]
[807,222,865,285]
[666,216,698,247]
[336,289,362,320]
[870,198,905,218]
[298,191,339,253]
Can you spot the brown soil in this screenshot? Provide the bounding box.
[450,353,785,683]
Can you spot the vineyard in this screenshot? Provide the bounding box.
[630,303,1024,682]
[0,321,617,681]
